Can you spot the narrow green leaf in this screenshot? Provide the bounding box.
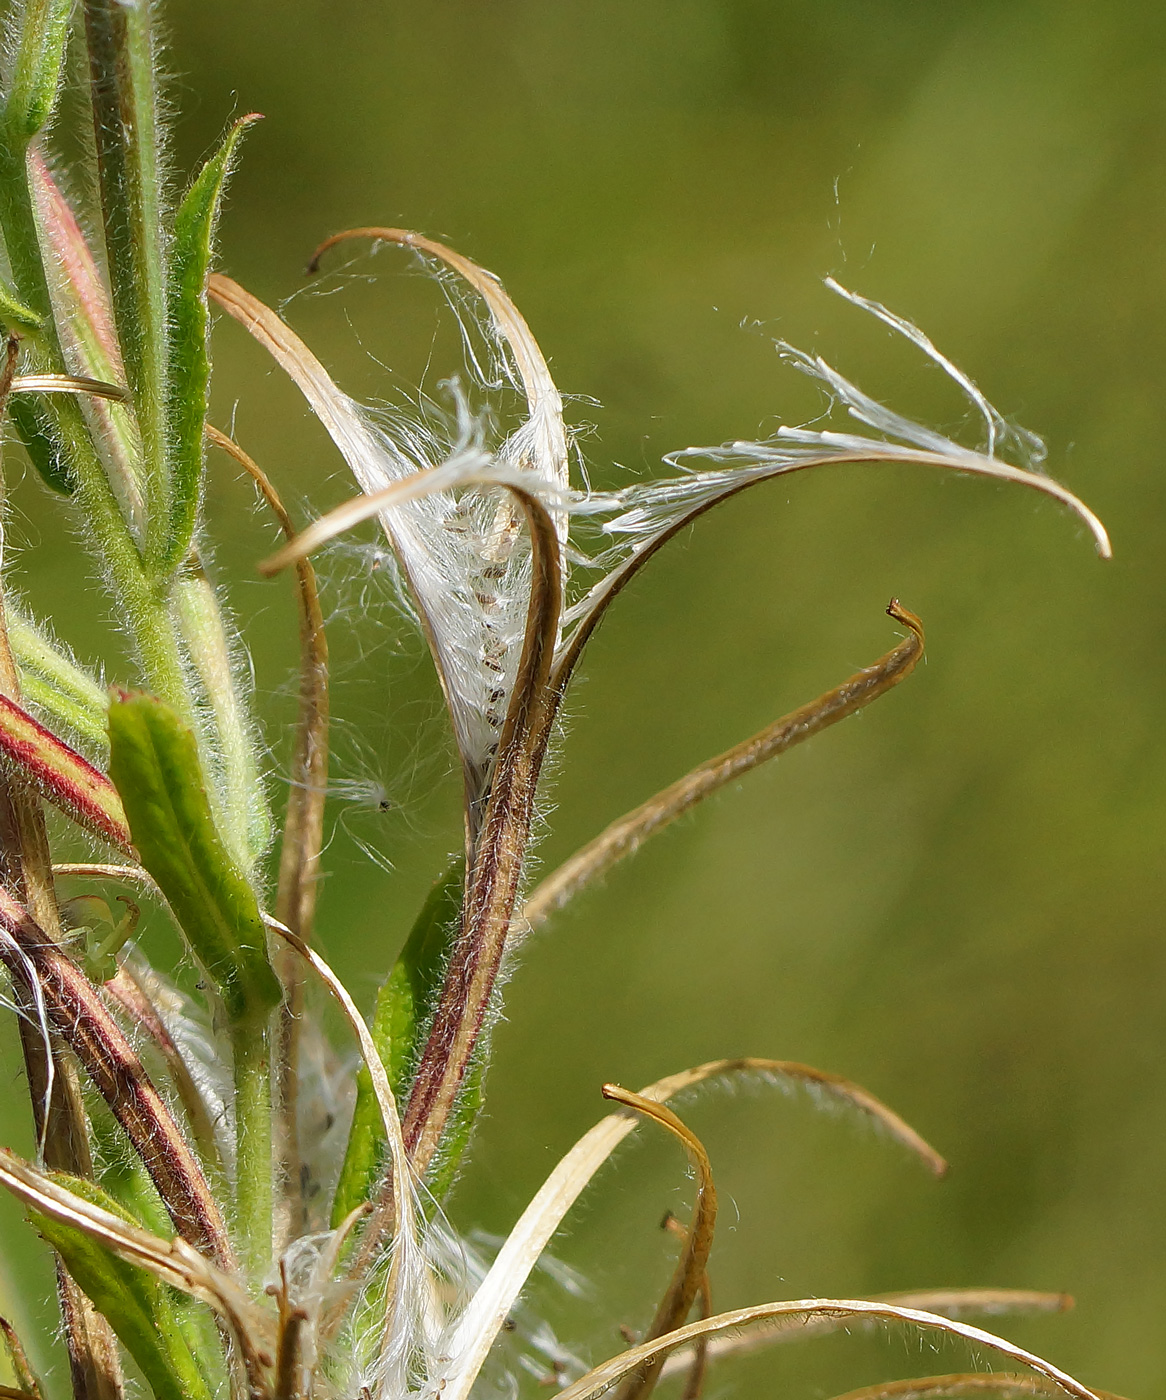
[30,152,148,537]
[89,1106,228,1394]
[163,115,259,571]
[83,0,169,557]
[107,690,280,1024]
[7,608,110,752]
[0,278,42,332]
[90,1103,170,1241]
[331,858,464,1225]
[32,1175,213,1400]
[18,672,107,749]
[3,0,71,141]
[6,396,73,493]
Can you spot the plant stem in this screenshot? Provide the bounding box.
[82,0,170,566]
[0,143,194,720]
[232,1023,273,1287]
[171,566,272,872]
[3,0,71,144]
[0,144,55,326]
[0,526,125,1400]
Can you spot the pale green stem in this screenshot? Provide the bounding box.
[172,569,272,872]
[18,673,108,750]
[232,1022,272,1287]
[8,610,108,713]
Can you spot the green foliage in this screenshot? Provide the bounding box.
[107,690,280,1024]
[1,0,70,142]
[32,1176,213,1400]
[7,610,109,751]
[165,115,258,571]
[6,397,73,493]
[332,857,464,1223]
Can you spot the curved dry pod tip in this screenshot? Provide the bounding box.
[554,1300,1099,1400]
[435,1056,945,1400]
[658,1287,1074,1377]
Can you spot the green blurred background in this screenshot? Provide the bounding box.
[4,0,1166,1396]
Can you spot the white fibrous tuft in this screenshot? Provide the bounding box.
[557,277,1107,640]
[336,1212,588,1400]
[264,259,1106,802]
[601,281,1050,542]
[123,956,235,1172]
[251,316,569,788]
[818,278,1046,466]
[346,392,560,787]
[296,1014,357,1231]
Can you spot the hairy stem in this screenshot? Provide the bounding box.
[399,490,561,1179]
[0,520,125,1400]
[0,143,196,719]
[232,1025,273,1287]
[206,425,330,1247]
[82,0,170,563]
[171,564,272,872]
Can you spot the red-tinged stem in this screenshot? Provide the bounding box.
[0,692,131,850]
[0,459,125,1400]
[0,887,236,1270]
[399,490,561,1178]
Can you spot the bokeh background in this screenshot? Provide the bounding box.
[2,1,1166,1397]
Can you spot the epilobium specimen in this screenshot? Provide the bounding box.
[0,2,1114,1399]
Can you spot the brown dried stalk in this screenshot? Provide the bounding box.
[556,1299,1099,1400]
[398,482,562,1176]
[657,1288,1072,1379]
[824,1377,1125,1400]
[524,601,923,929]
[601,1087,717,1400]
[0,889,234,1268]
[661,1213,711,1400]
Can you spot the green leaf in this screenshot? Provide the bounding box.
[331,858,464,1225]
[90,1103,171,1242]
[84,0,169,558]
[107,690,280,1025]
[6,395,74,493]
[2,0,71,142]
[163,115,259,572]
[88,1100,225,1385]
[7,607,110,752]
[32,1175,213,1400]
[18,672,107,750]
[0,276,42,331]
